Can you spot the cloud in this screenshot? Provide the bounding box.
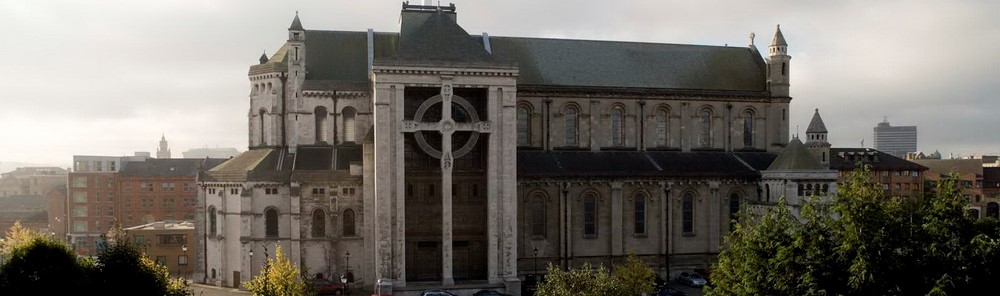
[1,0,998,164]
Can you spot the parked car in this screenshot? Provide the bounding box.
[421,290,459,296]
[656,287,689,296]
[676,271,707,288]
[473,289,512,296]
[308,277,346,295]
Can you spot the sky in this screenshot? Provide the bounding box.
[1,0,998,168]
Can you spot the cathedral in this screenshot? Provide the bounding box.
[196,3,819,295]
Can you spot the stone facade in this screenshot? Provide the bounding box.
[197,4,802,295]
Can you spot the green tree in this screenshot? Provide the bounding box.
[536,253,655,296]
[243,244,308,296]
[705,167,1000,296]
[92,220,191,296]
[0,224,92,294]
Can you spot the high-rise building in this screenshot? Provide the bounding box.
[873,118,917,158]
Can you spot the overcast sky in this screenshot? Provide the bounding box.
[2,0,998,167]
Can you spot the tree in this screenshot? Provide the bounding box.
[0,223,92,294]
[92,220,191,296]
[536,253,655,296]
[705,167,1000,296]
[243,244,308,296]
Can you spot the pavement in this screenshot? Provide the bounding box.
[189,283,250,296]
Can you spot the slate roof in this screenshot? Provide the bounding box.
[806,108,827,134]
[274,14,767,93]
[201,146,362,182]
[767,138,823,170]
[830,148,927,171]
[120,158,227,178]
[289,13,303,31]
[910,159,983,176]
[771,25,787,46]
[518,150,775,179]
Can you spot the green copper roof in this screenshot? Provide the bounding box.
[767,138,823,170]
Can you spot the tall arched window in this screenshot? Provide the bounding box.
[729,193,741,229]
[655,108,669,147]
[343,209,356,237]
[265,208,278,238]
[583,193,597,237]
[517,106,531,146]
[530,195,545,238]
[342,108,356,143]
[259,109,268,146]
[208,206,217,236]
[311,209,326,238]
[634,193,646,236]
[610,106,625,147]
[699,108,712,148]
[682,193,694,234]
[564,106,579,147]
[765,184,771,201]
[315,106,328,143]
[743,110,754,148]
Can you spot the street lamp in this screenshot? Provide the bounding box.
[533,247,539,275]
[181,244,188,281]
[249,248,254,280]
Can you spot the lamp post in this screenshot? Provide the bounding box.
[181,244,188,281]
[533,247,539,275]
[248,248,254,280]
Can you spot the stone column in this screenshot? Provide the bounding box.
[372,83,396,285]
[500,87,520,281]
[708,182,720,253]
[610,181,624,256]
[487,87,501,284]
[392,85,407,286]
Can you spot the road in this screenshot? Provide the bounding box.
[190,283,250,296]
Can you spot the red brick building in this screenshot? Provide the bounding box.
[830,148,928,198]
[66,155,224,255]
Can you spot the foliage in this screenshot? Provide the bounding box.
[0,220,191,295]
[243,244,308,296]
[536,253,655,296]
[93,220,192,296]
[704,167,1000,296]
[0,228,91,294]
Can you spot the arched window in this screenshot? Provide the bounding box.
[699,108,712,148]
[259,109,268,146]
[822,184,830,194]
[583,193,597,237]
[610,106,625,147]
[342,108,356,143]
[315,106,328,143]
[634,193,646,235]
[530,195,545,238]
[311,209,326,238]
[208,206,217,236]
[987,202,999,219]
[729,193,741,228]
[564,106,579,147]
[782,63,787,76]
[517,106,531,146]
[798,184,805,196]
[743,110,754,148]
[765,184,771,201]
[343,209,356,237]
[682,193,694,234]
[265,208,278,238]
[655,108,669,147]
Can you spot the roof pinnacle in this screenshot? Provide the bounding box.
[289,12,303,30]
[771,24,787,46]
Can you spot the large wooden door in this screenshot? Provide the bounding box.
[408,241,441,282]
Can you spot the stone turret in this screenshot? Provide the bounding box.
[767,25,791,97]
[805,109,831,166]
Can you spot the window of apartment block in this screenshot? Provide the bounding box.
[73,191,87,203]
[72,221,87,232]
[73,205,88,217]
[72,177,87,188]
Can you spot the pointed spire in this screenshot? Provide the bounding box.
[771,24,787,46]
[289,11,303,30]
[806,108,828,134]
[259,51,269,64]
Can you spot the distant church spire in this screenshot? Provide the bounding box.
[289,11,303,30]
[259,51,268,64]
[157,134,171,159]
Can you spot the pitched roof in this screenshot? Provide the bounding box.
[120,158,227,178]
[517,150,768,178]
[771,25,787,46]
[384,11,499,66]
[296,31,767,92]
[909,159,983,176]
[830,148,927,171]
[806,108,827,134]
[767,138,823,170]
[201,146,362,182]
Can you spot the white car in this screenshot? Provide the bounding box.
[677,272,707,287]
